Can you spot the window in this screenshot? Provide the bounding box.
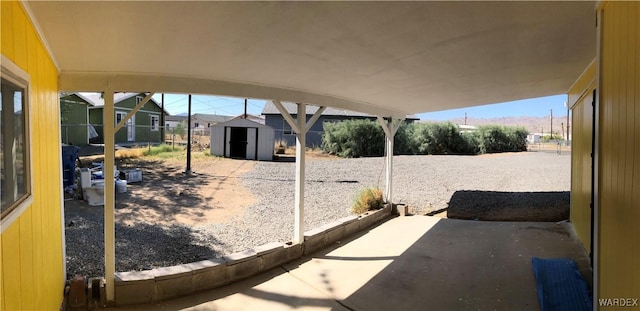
[1,56,32,226]
[135,96,143,104]
[115,111,126,125]
[150,115,159,131]
[194,122,199,128]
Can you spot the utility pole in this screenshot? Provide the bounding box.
[244,98,248,119]
[186,95,192,174]
[561,122,565,141]
[160,93,165,143]
[550,109,553,139]
[464,112,467,125]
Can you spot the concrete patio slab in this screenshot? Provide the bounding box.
[108,216,591,310]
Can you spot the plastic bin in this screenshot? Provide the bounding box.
[62,145,81,187]
[121,169,142,183]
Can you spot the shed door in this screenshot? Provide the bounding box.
[229,127,248,159]
[224,127,230,157]
[247,128,257,160]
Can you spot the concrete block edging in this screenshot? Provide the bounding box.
[114,206,392,305]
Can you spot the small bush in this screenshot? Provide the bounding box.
[351,188,384,214]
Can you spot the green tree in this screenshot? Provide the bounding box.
[174,122,186,140]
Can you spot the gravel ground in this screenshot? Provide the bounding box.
[65,151,570,278]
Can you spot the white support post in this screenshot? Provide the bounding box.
[385,133,393,204]
[272,101,327,244]
[294,103,306,244]
[377,117,402,209]
[115,92,154,132]
[103,91,116,303]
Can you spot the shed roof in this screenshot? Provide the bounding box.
[230,114,266,125]
[215,117,273,129]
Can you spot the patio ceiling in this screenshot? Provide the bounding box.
[26,1,595,117]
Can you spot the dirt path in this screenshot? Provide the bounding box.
[113,156,255,227]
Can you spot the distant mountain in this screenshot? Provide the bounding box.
[174,112,188,117]
[423,116,571,136]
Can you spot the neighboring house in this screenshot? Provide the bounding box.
[190,113,233,135]
[59,92,96,145]
[458,124,477,133]
[262,101,420,147]
[166,114,241,137]
[527,133,543,144]
[78,93,168,144]
[165,114,187,130]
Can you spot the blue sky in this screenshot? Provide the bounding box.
[152,93,568,119]
[152,94,267,117]
[418,94,568,120]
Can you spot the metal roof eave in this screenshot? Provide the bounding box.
[58,71,410,119]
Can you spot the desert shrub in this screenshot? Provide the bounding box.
[506,126,529,151]
[351,187,385,214]
[322,119,528,158]
[393,123,415,155]
[476,125,528,153]
[409,122,474,155]
[173,123,186,139]
[322,120,385,157]
[460,132,481,154]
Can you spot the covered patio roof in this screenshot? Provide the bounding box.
[26,1,595,117]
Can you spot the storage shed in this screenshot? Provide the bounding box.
[210,118,275,161]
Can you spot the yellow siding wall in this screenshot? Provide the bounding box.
[1,2,64,310]
[568,60,596,108]
[598,0,640,302]
[570,89,594,254]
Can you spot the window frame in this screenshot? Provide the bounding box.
[115,111,126,125]
[150,114,159,131]
[1,55,34,232]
